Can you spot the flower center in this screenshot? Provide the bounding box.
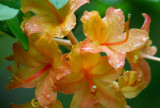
[101,14,131,46]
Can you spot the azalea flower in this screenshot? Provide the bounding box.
[118,14,157,98]
[55,43,127,108]
[81,7,149,69]
[7,34,71,107]
[20,0,89,39]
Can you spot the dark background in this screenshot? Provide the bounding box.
[0,0,160,107]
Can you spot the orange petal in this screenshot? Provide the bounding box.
[91,56,122,82]
[81,38,126,69]
[28,34,62,65]
[21,0,76,38]
[110,29,149,52]
[35,69,57,107]
[53,100,63,108]
[81,11,107,43]
[70,83,98,108]
[103,7,125,43]
[141,13,151,33]
[95,81,127,108]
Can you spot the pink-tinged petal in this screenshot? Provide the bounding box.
[21,0,76,38]
[35,69,57,107]
[10,102,34,108]
[140,39,157,56]
[70,83,98,108]
[110,29,149,52]
[52,58,71,81]
[6,66,48,89]
[141,13,151,33]
[95,81,126,108]
[103,7,125,43]
[69,0,89,14]
[81,11,108,43]
[81,38,126,69]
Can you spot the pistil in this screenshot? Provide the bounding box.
[140,53,160,62]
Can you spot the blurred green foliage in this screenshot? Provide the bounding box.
[0,0,160,108]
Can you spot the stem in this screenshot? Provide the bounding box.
[53,38,72,49]
[140,53,160,62]
[67,31,78,45]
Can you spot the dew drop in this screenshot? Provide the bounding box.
[93,85,97,91]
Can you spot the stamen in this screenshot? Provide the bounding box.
[101,14,131,46]
[85,70,96,94]
[140,53,160,62]
[7,66,23,82]
[46,0,63,23]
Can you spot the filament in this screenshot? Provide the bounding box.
[101,14,131,46]
[140,53,160,62]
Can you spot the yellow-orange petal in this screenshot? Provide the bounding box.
[110,29,149,53]
[35,69,57,107]
[28,34,62,66]
[81,38,126,69]
[95,81,127,108]
[118,71,142,98]
[21,0,76,38]
[70,83,98,108]
[141,13,151,33]
[81,11,107,43]
[103,7,125,43]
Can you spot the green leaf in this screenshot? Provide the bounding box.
[49,0,69,10]
[0,4,19,21]
[6,17,28,50]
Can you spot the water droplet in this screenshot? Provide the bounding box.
[93,85,97,91]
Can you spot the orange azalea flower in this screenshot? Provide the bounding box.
[7,34,71,107]
[55,43,127,108]
[81,7,149,69]
[21,0,89,38]
[118,14,155,98]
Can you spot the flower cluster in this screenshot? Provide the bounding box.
[6,0,159,108]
